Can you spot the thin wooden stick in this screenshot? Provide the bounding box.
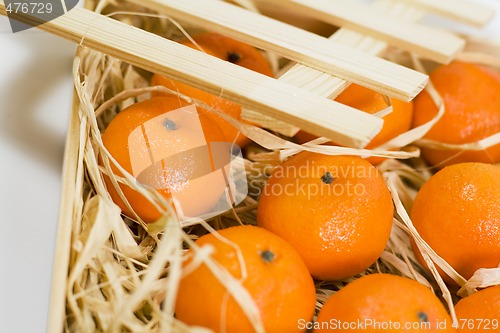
[266,0,465,64]
[242,0,426,136]
[0,2,384,147]
[407,0,494,27]
[125,0,428,102]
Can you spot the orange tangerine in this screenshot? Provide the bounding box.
[257,152,393,280]
[151,32,273,147]
[295,83,413,164]
[412,61,500,168]
[455,285,500,333]
[101,96,228,223]
[175,225,317,333]
[315,274,456,332]
[410,162,500,284]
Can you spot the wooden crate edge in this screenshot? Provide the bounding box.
[46,89,82,333]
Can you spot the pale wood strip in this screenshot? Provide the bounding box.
[465,36,500,57]
[407,0,494,27]
[273,0,464,64]
[0,2,383,147]
[242,0,425,136]
[280,0,426,99]
[126,0,428,102]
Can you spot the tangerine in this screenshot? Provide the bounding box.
[455,285,500,333]
[315,273,456,332]
[257,152,393,280]
[101,96,228,223]
[295,83,413,165]
[412,61,500,168]
[151,32,274,147]
[410,162,500,284]
[175,225,316,333]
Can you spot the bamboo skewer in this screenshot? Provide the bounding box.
[0,2,385,148]
[125,0,428,102]
[264,0,465,64]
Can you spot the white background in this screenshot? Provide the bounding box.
[0,15,75,333]
[0,2,499,332]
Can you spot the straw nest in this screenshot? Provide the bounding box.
[64,0,500,331]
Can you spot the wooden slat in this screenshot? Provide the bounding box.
[407,0,494,27]
[0,2,384,148]
[274,0,464,64]
[279,0,427,99]
[242,0,426,136]
[126,0,428,102]
[248,0,492,136]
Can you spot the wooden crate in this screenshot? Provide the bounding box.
[28,0,500,331]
